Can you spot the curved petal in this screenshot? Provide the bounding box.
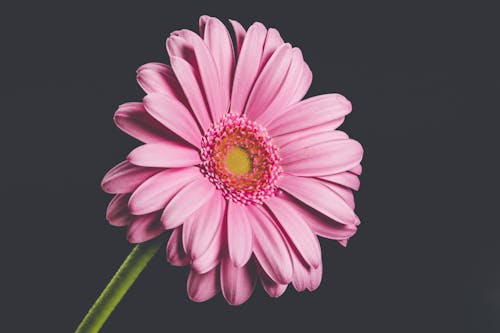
[247,205,293,284]
[265,194,321,268]
[318,172,361,191]
[191,218,224,274]
[291,250,323,292]
[244,43,292,121]
[166,226,190,266]
[255,47,309,126]
[220,258,257,305]
[320,180,356,210]
[127,142,200,168]
[169,56,212,130]
[230,22,267,115]
[113,102,174,144]
[101,161,161,194]
[126,212,164,243]
[292,62,312,102]
[266,94,352,137]
[229,19,246,56]
[128,167,201,215]
[182,192,225,260]
[203,17,235,106]
[187,267,219,302]
[106,194,133,227]
[226,202,253,267]
[279,175,356,225]
[136,63,188,105]
[143,93,202,148]
[260,28,284,69]
[281,137,364,177]
[161,176,216,229]
[350,164,363,175]
[256,261,288,297]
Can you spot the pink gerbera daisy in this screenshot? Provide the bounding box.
[102,15,363,305]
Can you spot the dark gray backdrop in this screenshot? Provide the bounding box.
[2,1,498,332]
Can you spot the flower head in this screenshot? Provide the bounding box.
[102,16,363,305]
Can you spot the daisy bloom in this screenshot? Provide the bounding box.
[102,15,363,305]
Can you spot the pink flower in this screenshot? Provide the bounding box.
[102,16,363,305]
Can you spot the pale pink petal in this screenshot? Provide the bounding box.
[291,249,323,292]
[247,205,293,284]
[308,261,323,291]
[265,194,321,268]
[106,194,133,227]
[226,202,253,267]
[136,63,188,105]
[128,167,200,215]
[278,131,348,158]
[260,28,284,68]
[101,161,161,194]
[170,30,227,122]
[230,22,267,115]
[220,258,257,305]
[292,62,312,102]
[198,15,209,37]
[168,56,211,130]
[286,193,358,240]
[271,125,336,148]
[191,220,224,274]
[280,137,364,177]
[161,176,216,229]
[266,94,352,137]
[338,239,348,247]
[203,17,235,106]
[229,19,246,56]
[320,181,356,210]
[126,212,164,243]
[113,102,174,144]
[182,193,225,260]
[318,172,361,191]
[279,175,356,225]
[244,43,292,121]
[350,164,363,175]
[166,226,189,266]
[256,261,288,297]
[187,267,219,302]
[255,48,309,126]
[143,93,202,148]
[127,142,200,168]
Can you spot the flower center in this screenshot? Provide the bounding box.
[200,113,282,205]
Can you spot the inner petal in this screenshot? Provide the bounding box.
[226,146,252,175]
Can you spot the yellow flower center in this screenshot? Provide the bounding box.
[225,146,252,175]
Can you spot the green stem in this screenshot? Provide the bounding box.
[75,237,163,333]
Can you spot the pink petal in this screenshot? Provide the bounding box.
[136,63,188,105]
[170,30,227,122]
[318,172,361,191]
[198,15,209,37]
[169,56,212,130]
[350,164,363,175]
[106,194,133,227]
[128,167,201,215]
[280,136,364,177]
[255,48,309,126]
[308,260,323,291]
[271,126,336,148]
[166,226,189,266]
[260,28,284,69]
[187,267,219,302]
[247,205,293,284]
[279,131,348,158]
[267,94,352,137]
[126,212,164,243]
[226,202,253,267]
[292,62,312,102]
[113,102,174,144]
[182,193,225,260]
[279,175,356,225]
[265,194,321,268]
[229,19,246,56]
[203,17,235,108]
[101,161,161,194]
[230,22,267,115]
[287,193,358,240]
[220,258,257,305]
[127,142,200,168]
[291,251,323,292]
[191,219,224,274]
[321,180,356,210]
[244,43,292,121]
[143,93,202,148]
[161,176,216,229]
[256,261,288,298]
